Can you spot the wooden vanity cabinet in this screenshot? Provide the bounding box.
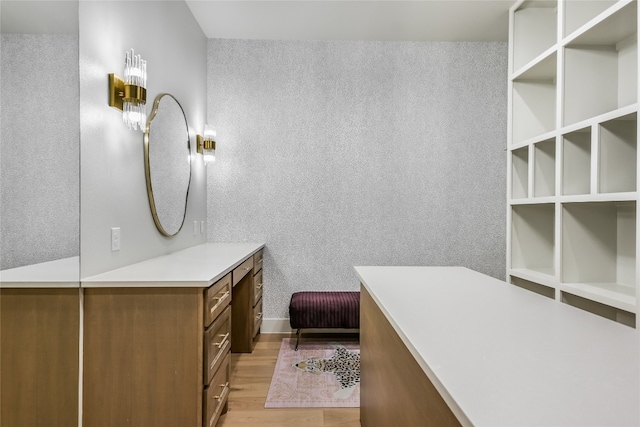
[0,288,80,427]
[83,273,233,427]
[81,244,264,426]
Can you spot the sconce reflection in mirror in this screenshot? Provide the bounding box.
[197,125,217,166]
[108,48,147,131]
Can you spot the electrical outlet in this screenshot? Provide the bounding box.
[193,221,198,236]
[111,227,121,252]
[200,221,205,234]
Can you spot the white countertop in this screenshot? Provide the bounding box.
[355,266,640,427]
[82,243,264,287]
[0,256,80,288]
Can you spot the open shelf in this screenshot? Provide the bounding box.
[512,51,557,144]
[563,1,638,126]
[510,275,555,299]
[599,113,637,194]
[563,0,618,39]
[561,291,635,327]
[512,0,558,72]
[562,127,591,195]
[562,201,636,303]
[534,138,556,197]
[512,146,529,199]
[510,0,638,328]
[565,0,637,46]
[512,80,557,144]
[511,204,555,274]
[561,282,636,312]
[513,50,557,80]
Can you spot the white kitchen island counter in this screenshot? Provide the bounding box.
[355,266,639,427]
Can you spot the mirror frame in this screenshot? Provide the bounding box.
[143,93,191,237]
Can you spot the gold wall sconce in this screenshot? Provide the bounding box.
[108,48,147,131]
[197,125,217,165]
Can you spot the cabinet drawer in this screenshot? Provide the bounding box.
[253,269,263,306]
[204,273,232,327]
[253,249,264,273]
[233,257,254,286]
[203,352,231,427]
[253,297,263,338]
[204,306,231,385]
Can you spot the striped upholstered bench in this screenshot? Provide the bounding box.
[289,291,360,350]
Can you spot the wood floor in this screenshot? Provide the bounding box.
[218,333,361,427]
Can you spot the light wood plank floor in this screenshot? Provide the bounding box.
[218,333,361,427]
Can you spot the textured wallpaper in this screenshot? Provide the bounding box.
[207,39,508,318]
[0,34,79,270]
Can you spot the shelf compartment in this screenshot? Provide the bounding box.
[562,127,592,195]
[534,138,556,197]
[512,146,529,199]
[563,1,638,126]
[599,113,637,194]
[561,291,635,327]
[510,275,555,299]
[512,50,557,144]
[561,201,636,303]
[563,0,618,39]
[565,0,637,47]
[513,47,557,80]
[512,79,557,144]
[560,282,636,313]
[511,204,555,274]
[512,0,558,72]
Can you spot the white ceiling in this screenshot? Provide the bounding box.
[185,0,514,42]
[0,1,78,35]
[1,1,513,41]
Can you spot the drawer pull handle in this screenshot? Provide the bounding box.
[242,266,251,271]
[214,382,230,401]
[215,333,230,349]
[210,339,229,371]
[210,291,230,314]
[256,283,263,290]
[257,258,263,264]
[256,312,263,321]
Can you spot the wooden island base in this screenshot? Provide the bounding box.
[360,288,460,427]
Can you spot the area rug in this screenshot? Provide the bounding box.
[265,338,360,408]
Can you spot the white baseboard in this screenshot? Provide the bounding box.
[261,318,293,333]
[261,318,359,335]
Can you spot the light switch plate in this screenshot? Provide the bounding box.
[200,221,205,234]
[193,221,198,236]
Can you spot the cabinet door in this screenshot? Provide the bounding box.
[1,288,79,427]
[83,288,203,427]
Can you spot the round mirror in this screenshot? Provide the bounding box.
[144,93,191,237]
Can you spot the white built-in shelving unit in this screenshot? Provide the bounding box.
[507,0,639,328]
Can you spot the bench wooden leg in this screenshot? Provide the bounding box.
[295,328,301,351]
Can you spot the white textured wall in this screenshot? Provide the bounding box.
[0,34,79,270]
[79,1,207,278]
[207,39,508,319]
